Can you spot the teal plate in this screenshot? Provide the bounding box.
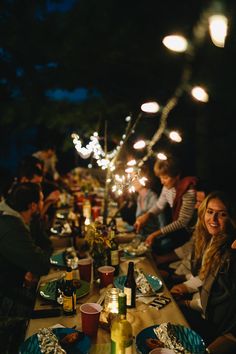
[114,274,162,293]
[50,252,66,267]
[136,324,205,354]
[39,279,90,301]
[19,328,91,354]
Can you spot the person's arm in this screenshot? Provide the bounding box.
[41,190,60,217]
[160,189,195,235]
[135,187,167,233]
[145,229,162,246]
[134,212,151,233]
[207,333,236,354]
[171,275,202,295]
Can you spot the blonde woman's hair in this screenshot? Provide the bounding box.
[192,191,236,280]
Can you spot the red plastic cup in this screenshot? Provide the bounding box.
[91,206,101,221]
[80,303,102,337]
[78,258,93,283]
[98,266,115,288]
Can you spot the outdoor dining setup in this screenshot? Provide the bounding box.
[1,126,236,354]
[19,175,206,354]
[2,0,236,353]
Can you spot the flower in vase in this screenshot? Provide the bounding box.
[85,222,111,270]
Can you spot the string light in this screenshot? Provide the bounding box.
[71,115,132,170]
[110,170,148,196]
[108,1,229,197]
[73,1,230,204]
[191,86,209,102]
[157,152,167,160]
[162,35,188,52]
[133,140,146,149]
[209,14,228,48]
[127,159,136,166]
[169,131,182,142]
[141,101,160,113]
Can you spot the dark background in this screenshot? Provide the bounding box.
[1,0,236,196]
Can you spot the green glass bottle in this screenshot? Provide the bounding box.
[110,292,133,354]
[107,228,120,276]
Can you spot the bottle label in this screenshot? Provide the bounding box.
[123,287,132,306]
[63,295,73,312]
[63,293,76,313]
[111,250,119,266]
[111,340,133,354]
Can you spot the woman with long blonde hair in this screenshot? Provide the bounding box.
[191,190,236,280]
[171,191,236,353]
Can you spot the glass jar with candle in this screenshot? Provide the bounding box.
[104,287,120,315]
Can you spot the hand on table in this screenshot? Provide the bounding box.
[170,283,188,301]
[134,212,149,233]
[145,229,162,247]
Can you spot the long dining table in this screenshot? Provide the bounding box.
[24,236,189,353]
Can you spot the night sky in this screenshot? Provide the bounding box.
[1,0,236,197]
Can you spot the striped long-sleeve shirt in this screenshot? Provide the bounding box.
[149,185,196,235]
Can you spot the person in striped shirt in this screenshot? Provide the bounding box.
[134,156,197,254]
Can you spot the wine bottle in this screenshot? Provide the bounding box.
[82,192,91,219]
[107,228,120,276]
[62,267,76,315]
[123,262,136,308]
[110,292,133,354]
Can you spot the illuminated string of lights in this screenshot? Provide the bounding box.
[111,0,229,195]
[72,0,229,200]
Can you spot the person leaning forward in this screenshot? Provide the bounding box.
[134,156,197,254]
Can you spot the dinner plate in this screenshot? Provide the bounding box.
[19,328,91,354]
[50,252,66,267]
[39,279,90,301]
[119,242,148,257]
[114,274,162,293]
[135,324,205,354]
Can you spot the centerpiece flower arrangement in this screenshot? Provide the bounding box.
[84,221,111,275]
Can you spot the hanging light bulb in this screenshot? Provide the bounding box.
[169,131,182,142]
[162,35,188,52]
[141,101,160,113]
[139,177,148,186]
[209,14,228,48]
[157,152,167,160]
[127,159,136,166]
[133,140,146,149]
[125,167,134,174]
[128,186,136,193]
[191,86,209,103]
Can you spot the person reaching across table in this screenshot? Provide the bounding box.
[134,155,197,254]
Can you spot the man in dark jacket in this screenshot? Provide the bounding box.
[0,183,51,316]
[0,183,51,352]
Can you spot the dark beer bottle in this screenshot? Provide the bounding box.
[62,267,76,315]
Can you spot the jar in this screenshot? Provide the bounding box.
[104,287,120,314]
